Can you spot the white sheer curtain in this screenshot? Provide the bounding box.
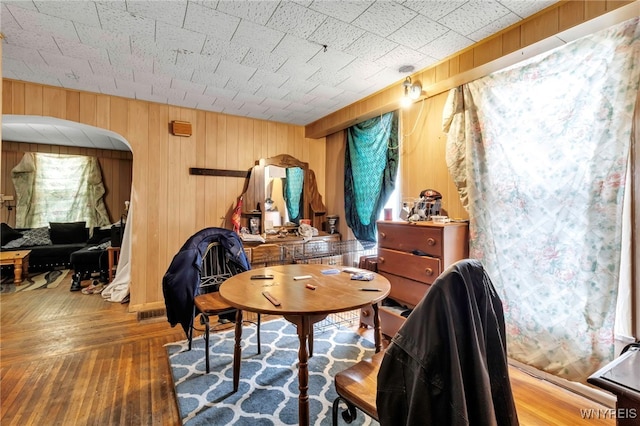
[443,18,639,381]
[11,153,110,228]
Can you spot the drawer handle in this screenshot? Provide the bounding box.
[425,268,434,276]
[427,238,436,246]
[378,257,385,264]
[380,232,386,239]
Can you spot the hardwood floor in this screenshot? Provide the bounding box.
[1,274,615,425]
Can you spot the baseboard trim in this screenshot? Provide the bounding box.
[137,308,166,322]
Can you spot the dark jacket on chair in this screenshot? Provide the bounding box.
[162,227,250,337]
[376,259,519,426]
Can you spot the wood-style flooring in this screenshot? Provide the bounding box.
[1,274,615,425]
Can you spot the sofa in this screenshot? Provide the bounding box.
[1,222,111,272]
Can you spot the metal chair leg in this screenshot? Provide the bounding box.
[203,313,210,373]
[257,313,261,354]
[332,396,357,425]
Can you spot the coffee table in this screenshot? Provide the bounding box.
[0,250,32,285]
[219,263,390,426]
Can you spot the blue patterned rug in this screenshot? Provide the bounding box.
[166,318,377,425]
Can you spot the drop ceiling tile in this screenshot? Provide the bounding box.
[109,51,154,73]
[344,32,397,62]
[95,1,127,11]
[272,34,323,63]
[138,92,168,104]
[499,0,556,18]
[255,85,290,100]
[308,1,373,23]
[201,38,248,63]
[308,48,355,71]
[2,43,47,66]
[232,20,285,52]
[250,69,289,88]
[134,70,172,88]
[191,69,229,87]
[308,67,350,87]
[375,44,425,69]
[156,21,206,54]
[266,2,326,39]
[126,0,187,27]
[171,79,206,94]
[286,101,314,113]
[351,1,417,38]
[336,76,377,93]
[74,22,131,53]
[1,59,46,83]
[214,97,244,110]
[340,58,383,80]
[216,59,257,81]
[403,1,466,21]
[468,12,520,42]
[116,79,152,97]
[184,92,215,106]
[204,85,238,99]
[197,103,224,113]
[1,4,23,32]
[3,28,60,53]
[131,37,179,66]
[6,4,79,40]
[154,60,194,81]
[184,2,239,42]
[1,1,37,12]
[280,78,318,95]
[308,84,343,99]
[89,60,134,80]
[96,2,155,40]
[100,82,136,99]
[387,14,449,49]
[439,0,511,36]
[216,0,279,26]
[234,92,266,104]
[39,51,93,73]
[277,59,320,80]
[153,86,186,101]
[239,103,270,115]
[55,37,110,62]
[33,0,101,26]
[261,98,292,110]
[175,51,221,71]
[307,17,365,51]
[242,48,288,73]
[419,30,473,60]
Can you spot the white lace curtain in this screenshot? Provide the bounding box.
[443,18,639,381]
[11,153,110,229]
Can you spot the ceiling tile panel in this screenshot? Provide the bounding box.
[75,22,131,53]
[242,48,288,73]
[7,3,79,40]
[419,30,474,60]
[232,19,285,52]
[215,0,279,25]
[307,17,365,51]
[387,14,449,49]
[201,38,249,63]
[343,32,397,62]
[33,0,101,26]
[272,34,323,63]
[439,0,511,36]
[266,1,326,39]
[125,0,187,27]
[351,1,417,37]
[1,0,561,129]
[96,3,156,40]
[308,0,374,23]
[184,2,239,41]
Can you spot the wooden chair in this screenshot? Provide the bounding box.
[332,350,384,424]
[189,242,261,383]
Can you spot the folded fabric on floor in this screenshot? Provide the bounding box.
[165,318,376,426]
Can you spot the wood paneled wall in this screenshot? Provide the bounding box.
[1,80,326,312]
[1,141,132,227]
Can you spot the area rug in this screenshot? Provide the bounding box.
[0,269,69,293]
[166,318,377,425]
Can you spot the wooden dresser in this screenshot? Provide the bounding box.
[361,220,469,337]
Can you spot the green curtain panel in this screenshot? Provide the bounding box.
[284,167,304,224]
[345,111,398,243]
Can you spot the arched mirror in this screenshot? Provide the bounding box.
[241,154,326,234]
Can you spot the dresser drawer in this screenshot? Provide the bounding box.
[380,271,432,307]
[378,248,441,285]
[378,222,443,257]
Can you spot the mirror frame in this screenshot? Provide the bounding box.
[242,154,326,233]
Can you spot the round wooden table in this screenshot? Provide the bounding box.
[219,263,390,426]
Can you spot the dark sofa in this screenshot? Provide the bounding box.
[1,222,111,272]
